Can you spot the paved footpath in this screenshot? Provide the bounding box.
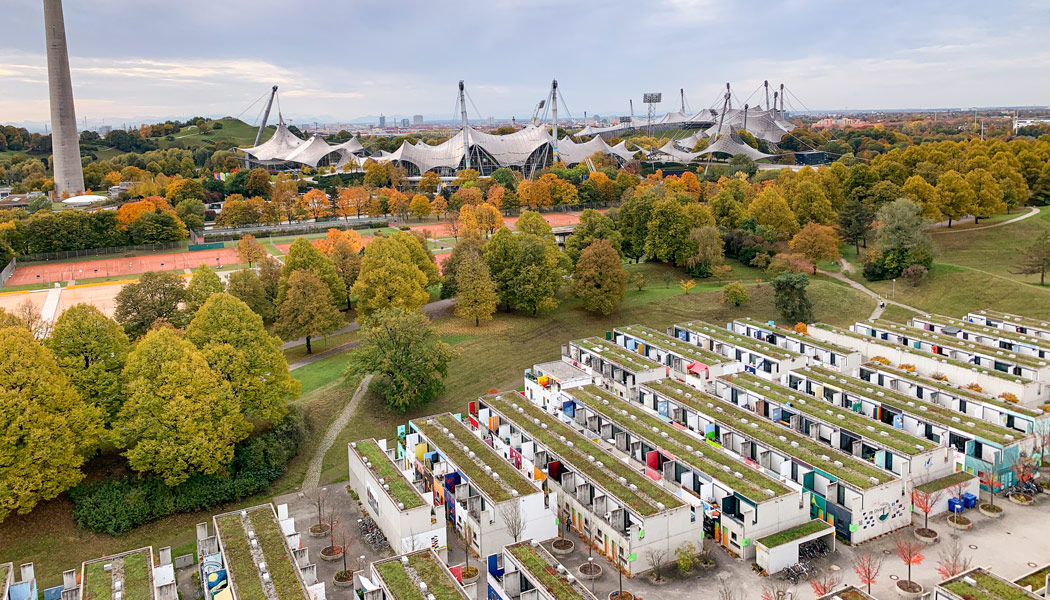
[282,298,456,351]
[301,373,374,489]
[929,206,1039,233]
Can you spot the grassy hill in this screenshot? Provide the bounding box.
[155,117,276,150]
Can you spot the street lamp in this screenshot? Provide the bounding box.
[892,278,896,299]
[588,557,595,595]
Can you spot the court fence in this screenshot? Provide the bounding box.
[18,241,186,264]
[0,257,16,289]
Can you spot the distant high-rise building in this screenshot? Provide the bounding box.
[413,114,424,125]
[379,115,386,128]
[400,118,410,128]
[43,0,85,197]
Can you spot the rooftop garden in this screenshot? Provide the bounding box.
[567,385,791,502]
[1015,565,1050,591]
[216,514,266,600]
[862,363,1041,417]
[915,471,976,494]
[811,323,1030,384]
[821,588,875,600]
[919,314,1050,348]
[414,414,537,503]
[942,570,1038,600]
[508,543,593,600]
[645,380,893,489]
[723,373,936,456]
[375,552,465,600]
[354,439,426,510]
[82,550,151,600]
[249,507,306,600]
[976,310,1050,331]
[616,324,728,365]
[800,366,1019,446]
[736,317,856,354]
[217,508,305,600]
[755,519,832,548]
[676,321,799,359]
[867,319,1048,369]
[485,393,682,516]
[573,337,663,372]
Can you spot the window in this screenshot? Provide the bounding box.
[837,484,846,506]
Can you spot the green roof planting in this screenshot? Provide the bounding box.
[755,519,833,548]
[374,551,467,600]
[861,363,1042,418]
[353,438,426,510]
[507,541,596,600]
[735,317,856,355]
[942,569,1040,600]
[564,385,791,502]
[915,471,976,494]
[864,319,1048,370]
[796,366,1020,446]
[216,507,306,600]
[721,373,936,456]
[615,325,729,365]
[675,320,800,359]
[818,587,876,600]
[572,337,664,372]
[644,380,894,490]
[82,550,152,600]
[917,314,1050,352]
[484,392,683,516]
[811,323,1032,384]
[972,310,1050,332]
[413,414,538,503]
[1015,565,1050,592]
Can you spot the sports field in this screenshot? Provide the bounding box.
[7,248,240,286]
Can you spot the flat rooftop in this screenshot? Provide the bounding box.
[373,550,469,600]
[215,506,306,600]
[675,320,800,359]
[972,310,1050,331]
[735,317,856,355]
[506,541,597,600]
[940,568,1041,600]
[81,548,152,600]
[861,362,1042,418]
[484,392,684,516]
[722,372,936,456]
[352,438,427,510]
[564,385,792,502]
[615,324,730,365]
[918,313,1050,351]
[797,366,1020,446]
[865,319,1048,370]
[644,380,894,490]
[571,337,664,372]
[413,413,538,503]
[533,360,590,382]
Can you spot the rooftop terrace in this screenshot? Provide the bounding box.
[676,321,799,359]
[615,324,729,365]
[352,438,426,510]
[571,337,664,372]
[861,363,1042,418]
[81,549,152,600]
[484,392,683,516]
[972,310,1050,331]
[215,506,306,600]
[413,414,538,503]
[564,385,791,502]
[918,313,1050,350]
[507,541,597,600]
[644,380,894,490]
[373,550,467,600]
[722,372,936,456]
[797,366,1020,446]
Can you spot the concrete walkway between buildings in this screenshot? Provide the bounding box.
[301,374,374,490]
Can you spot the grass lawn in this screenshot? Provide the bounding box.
[880,303,921,324]
[283,330,359,365]
[930,206,1050,281]
[291,351,353,395]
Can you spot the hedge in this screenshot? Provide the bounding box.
[68,407,307,535]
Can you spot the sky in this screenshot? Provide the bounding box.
[3,0,1049,129]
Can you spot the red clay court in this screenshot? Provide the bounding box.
[7,248,241,286]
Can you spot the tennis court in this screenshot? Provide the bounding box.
[7,247,240,286]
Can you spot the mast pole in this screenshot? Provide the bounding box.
[459,80,471,170]
[247,85,278,169]
[551,79,559,164]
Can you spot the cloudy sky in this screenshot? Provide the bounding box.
[3,0,1049,128]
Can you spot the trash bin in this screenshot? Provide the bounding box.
[962,493,978,509]
[948,498,963,513]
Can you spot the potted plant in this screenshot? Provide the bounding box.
[578,559,603,581]
[979,465,1004,517]
[894,535,925,599]
[552,537,575,556]
[308,488,331,538]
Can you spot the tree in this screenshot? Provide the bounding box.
[515,210,553,238]
[645,198,691,265]
[236,234,267,267]
[226,268,275,321]
[852,552,883,595]
[710,186,747,228]
[114,270,186,336]
[895,535,925,593]
[300,188,331,220]
[685,225,725,277]
[474,203,504,236]
[274,270,344,354]
[809,572,841,597]
[352,236,430,316]
[0,327,103,521]
[564,209,622,265]
[347,307,458,412]
[1014,230,1050,285]
[646,548,669,582]
[616,192,654,263]
[498,501,525,543]
[174,198,206,231]
[391,230,441,287]
[721,281,749,307]
[113,327,249,485]
[966,168,1005,224]
[409,194,431,220]
[902,264,928,286]
[912,484,944,532]
[454,251,498,326]
[244,168,272,198]
[837,197,874,254]
[789,223,841,274]
[46,304,131,425]
[679,279,696,294]
[749,187,799,239]
[936,170,976,227]
[185,265,225,314]
[771,272,814,324]
[430,195,448,219]
[902,174,942,220]
[572,239,628,315]
[336,186,369,220]
[278,238,346,308]
[186,293,299,424]
[328,237,363,306]
[418,171,441,195]
[876,198,933,257]
[440,234,485,299]
[936,538,973,581]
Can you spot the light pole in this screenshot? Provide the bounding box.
[588,557,595,596]
[892,278,896,299]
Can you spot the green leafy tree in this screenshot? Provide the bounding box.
[616,192,654,263]
[710,185,748,228]
[226,268,276,321]
[876,198,933,256]
[901,175,941,220]
[174,198,206,231]
[1015,230,1050,285]
[244,168,272,198]
[186,293,299,424]
[749,187,799,239]
[790,180,836,226]
[0,326,104,520]
[572,239,628,315]
[721,281,749,306]
[113,327,249,485]
[515,210,553,238]
[771,272,814,325]
[439,234,485,299]
[328,237,362,307]
[274,271,345,354]
[564,208,622,265]
[258,256,282,308]
[347,307,459,412]
[352,236,430,316]
[390,230,440,288]
[185,264,225,314]
[965,168,1005,224]
[936,170,975,227]
[644,198,691,266]
[113,270,186,336]
[837,197,874,254]
[46,304,131,425]
[454,252,498,326]
[278,238,346,307]
[684,226,726,278]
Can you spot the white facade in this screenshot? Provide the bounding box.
[730,318,863,374]
[671,321,809,381]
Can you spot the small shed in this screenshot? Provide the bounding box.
[754,519,836,574]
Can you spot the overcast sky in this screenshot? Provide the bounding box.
[3,0,1049,128]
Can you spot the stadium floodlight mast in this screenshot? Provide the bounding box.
[642,92,662,137]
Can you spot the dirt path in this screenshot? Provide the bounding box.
[302,373,374,490]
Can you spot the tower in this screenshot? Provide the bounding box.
[43,0,84,198]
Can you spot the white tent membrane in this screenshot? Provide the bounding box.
[703,108,794,142]
[240,124,367,168]
[239,123,304,163]
[695,127,776,160]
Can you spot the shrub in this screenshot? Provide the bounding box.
[871,356,891,365]
[898,363,916,372]
[965,383,983,393]
[794,322,808,335]
[999,393,1019,404]
[68,407,307,535]
[902,264,928,286]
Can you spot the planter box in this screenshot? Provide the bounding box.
[333,577,353,588]
[1010,493,1035,506]
[309,524,331,538]
[913,528,939,544]
[609,592,635,600]
[551,539,575,556]
[320,548,343,562]
[946,516,973,530]
[978,504,1004,518]
[578,564,603,581]
[896,580,924,599]
[461,573,479,585]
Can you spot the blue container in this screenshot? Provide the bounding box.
[948,498,963,513]
[961,493,978,509]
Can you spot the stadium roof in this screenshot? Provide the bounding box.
[240,123,364,167]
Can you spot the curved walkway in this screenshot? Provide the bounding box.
[302,373,374,490]
[929,206,1039,234]
[818,266,919,321]
[282,298,455,351]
